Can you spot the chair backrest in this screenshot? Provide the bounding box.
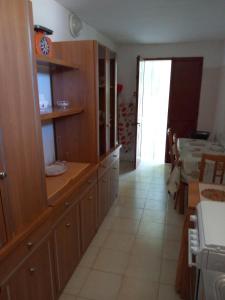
[199,154,225,184]
[167,128,174,167]
[172,133,180,162]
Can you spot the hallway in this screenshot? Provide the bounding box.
[60,162,183,300]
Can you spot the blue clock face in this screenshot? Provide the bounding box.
[40,36,50,56]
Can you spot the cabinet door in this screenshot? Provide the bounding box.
[54,204,80,292]
[110,159,120,206]
[98,170,110,227]
[80,185,97,253]
[0,0,47,233]
[4,238,55,300]
[0,187,7,247]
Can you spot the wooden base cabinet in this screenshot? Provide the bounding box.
[98,171,110,227]
[2,237,55,300]
[110,159,119,206]
[54,204,80,294]
[80,185,97,253]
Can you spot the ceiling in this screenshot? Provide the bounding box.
[56,0,225,44]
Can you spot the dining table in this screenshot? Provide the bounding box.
[178,138,225,182]
[167,138,225,196]
[175,181,225,300]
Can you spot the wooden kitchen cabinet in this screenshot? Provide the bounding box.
[3,237,55,300]
[53,204,80,293]
[110,159,120,206]
[98,170,110,227]
[80,185,98,253]
[0,188,7,248]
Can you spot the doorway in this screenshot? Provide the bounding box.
[141,60,172,164]
[134,56,203,168]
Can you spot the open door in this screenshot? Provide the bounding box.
[165,57,203,162]
[133,56,145,169]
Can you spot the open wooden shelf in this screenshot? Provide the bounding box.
[36,55,79,70]
[40,106,84,121]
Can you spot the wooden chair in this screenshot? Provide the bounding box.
[173,133,200,213]
[199,153,225,184]
[167,128,175,172]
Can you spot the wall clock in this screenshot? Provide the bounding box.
[34,25,53,57]
[69,13,83,38]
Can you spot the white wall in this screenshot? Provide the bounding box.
[213,41,225,137]
[117,41,224,133]
[31,0,116,50]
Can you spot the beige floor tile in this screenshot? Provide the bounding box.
[79,270,122,300]
[93,248,130,274]
[160,259,177,285]
[125,254,161,282]
[142,212,166,224]
[119,189,148,198]
[103,232,135,253]
[165,209,184,226]
[117,196,146,208]
[109,206,143,220]
[138,220,165,239]
[145,200,167,210]
[158,284,180,300]
[79,246,100,268]
[100,215,116,230]
[64,267,90,295]
[164,224,182,241]
[111,217,140,234]
[117,277,159,300]
[163,240,180,260]
[90,228,110,247]
[132,236,163,258]
[59,293,77,300]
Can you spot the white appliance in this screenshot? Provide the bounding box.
[188,201,225,300]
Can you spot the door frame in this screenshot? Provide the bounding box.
[134,56,203,167]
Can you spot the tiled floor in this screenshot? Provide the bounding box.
[60,161,184,300]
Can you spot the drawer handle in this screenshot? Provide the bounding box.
[113,155,117,158]
[88,196,93,200]
[64,201,71,207]
[113,167,117,170]
[27,241,34,249]
[66,223,71,228]
[29,267,36,274]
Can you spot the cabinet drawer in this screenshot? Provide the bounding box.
[78,170,97,197]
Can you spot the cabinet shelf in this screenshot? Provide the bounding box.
[40,107,84,121]
[36,55,79,70]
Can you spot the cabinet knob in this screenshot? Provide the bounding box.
[0,171,7,180]
[27,241,34,249]
[113,167,117,170]
[65,223,71,228]
[29,267,36,274]
[64,201,71,207]
[87,180,92,184]
[113,155,117,158]
[88,196,93,200]
[101,164,106,168]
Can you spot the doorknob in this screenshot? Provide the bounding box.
[0,171,7,180]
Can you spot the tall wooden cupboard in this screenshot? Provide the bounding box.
[0,0,120,299]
